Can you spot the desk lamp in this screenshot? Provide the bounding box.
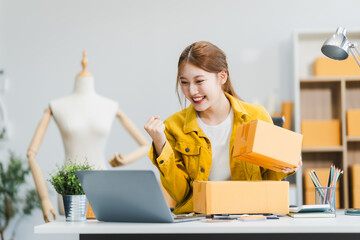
[321,27,360,68]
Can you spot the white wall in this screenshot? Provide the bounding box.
[0,0,359,239]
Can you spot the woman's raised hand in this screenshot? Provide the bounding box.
[144,116,167,156]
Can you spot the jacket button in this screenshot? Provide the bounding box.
[159,160,164,164]
[185,147,190,152]
[200,168,205,173]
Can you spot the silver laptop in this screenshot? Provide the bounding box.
[76,170,204,223]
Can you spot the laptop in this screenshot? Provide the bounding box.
[76,170,205,223]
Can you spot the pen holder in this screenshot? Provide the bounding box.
[315,186,336,213]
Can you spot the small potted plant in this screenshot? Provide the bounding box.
[49,159,93,221]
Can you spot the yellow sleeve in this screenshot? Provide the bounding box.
[148,128,191,204]
[257,105,273,124]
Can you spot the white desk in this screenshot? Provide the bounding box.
[35,211,360,240]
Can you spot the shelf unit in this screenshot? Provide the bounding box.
[294,30,360,208]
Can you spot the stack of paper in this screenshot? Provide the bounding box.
[288,204,335,218]
[288,212,335,218]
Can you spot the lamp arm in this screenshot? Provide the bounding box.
[353,45,360,62]
[349,46,360,68]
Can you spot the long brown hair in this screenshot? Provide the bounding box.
[176,41,239,106]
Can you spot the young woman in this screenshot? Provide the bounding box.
[144,41,298,214]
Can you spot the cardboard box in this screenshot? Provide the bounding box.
[193,181,289,214]
[350,164,360,208]
[304,189,315,205]
[347,110,360,136]
[350,164,360,188]
[353,189,360,208]
[232,119,302,172]
[301,120,341,146]
[313,57,360,76]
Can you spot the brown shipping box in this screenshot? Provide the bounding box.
[232,119,303,172]
[354,189,360,208]
[351,165,360,208]
[351,164,360,188]
[303,168,340,208]
[301,120,341,146]
[347,110,360,136]
[193,181,289,215]
[313,57,360,76]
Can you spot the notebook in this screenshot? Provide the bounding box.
[289,204,331,213]
[76,170,205,223]
[288,204,335,218]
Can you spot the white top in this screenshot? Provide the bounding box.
[49,76,118,169]
[197,109,233,181]
[34,211,360,234]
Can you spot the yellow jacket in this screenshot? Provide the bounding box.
[149,92,291,214]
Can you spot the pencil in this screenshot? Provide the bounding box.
[312,169,323,187]
[326,165,333,187]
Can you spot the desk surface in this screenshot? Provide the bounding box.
[35,211,360,234]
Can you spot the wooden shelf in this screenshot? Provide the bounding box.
[302,146,344,152]
[345,77,360,82]
[300,76,342,82]
[300,76,360,82]
[347,136,360,142]
[294,30,360,209]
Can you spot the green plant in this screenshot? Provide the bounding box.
[0,151,41,240]
[49,160,92,195]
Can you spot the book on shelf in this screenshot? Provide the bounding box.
[288,212,335,218]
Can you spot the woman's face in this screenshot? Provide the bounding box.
[179,63,226,112]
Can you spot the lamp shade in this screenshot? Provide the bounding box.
[321,27,350,60]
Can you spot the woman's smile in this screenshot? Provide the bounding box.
[192,96,206,104]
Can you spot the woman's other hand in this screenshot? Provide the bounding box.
[280,155,303,173]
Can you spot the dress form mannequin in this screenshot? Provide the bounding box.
[27,52,150,222]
